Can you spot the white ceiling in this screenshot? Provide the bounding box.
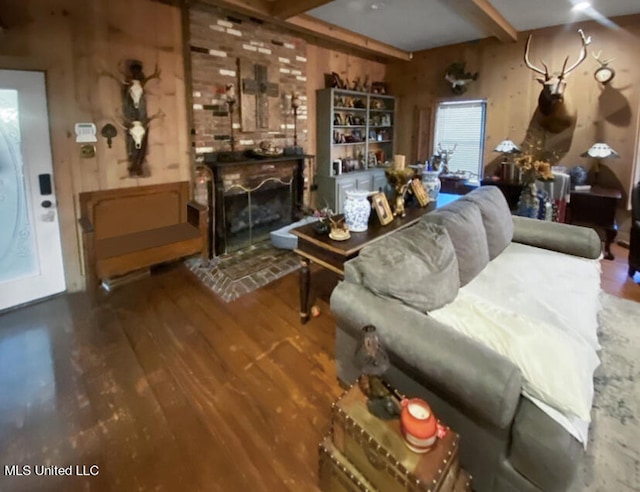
[308,0,640,52]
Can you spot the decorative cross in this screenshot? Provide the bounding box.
[242,64,279,129]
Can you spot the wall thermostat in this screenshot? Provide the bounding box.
[75,123,97,143]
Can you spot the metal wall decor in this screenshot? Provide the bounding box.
[592,51,616,84]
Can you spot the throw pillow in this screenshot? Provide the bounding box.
[421,200,490,286]
[460,186,514,259]
[356,222,460,312]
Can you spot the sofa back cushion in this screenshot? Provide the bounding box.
[355,222,460,312]
[460,186,514,259]
[421,200,490,286]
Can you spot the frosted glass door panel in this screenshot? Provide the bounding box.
[0,89,39,283]
[0,70,65,311]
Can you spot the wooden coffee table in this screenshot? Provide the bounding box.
[290,194,459,323]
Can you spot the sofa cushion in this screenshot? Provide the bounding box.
[355,222,459,312]
[510,398,583,491]
[421,200,490,286]
[460,186,513,259]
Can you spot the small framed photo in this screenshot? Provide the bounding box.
[372,192,394,225]
[411,178,430,207]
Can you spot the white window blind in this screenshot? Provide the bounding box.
[433,100,486,177]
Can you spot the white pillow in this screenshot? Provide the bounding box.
[429,290,600,422]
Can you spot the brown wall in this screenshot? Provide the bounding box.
[0,0,387,291]
[0,0,190,291]
[387,15,640,232]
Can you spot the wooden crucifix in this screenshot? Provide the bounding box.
[240,60,279,131]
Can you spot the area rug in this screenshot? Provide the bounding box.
[572,293,640,491]
[185,241,300,302]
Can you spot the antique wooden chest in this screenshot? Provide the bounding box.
[321,385,471,492]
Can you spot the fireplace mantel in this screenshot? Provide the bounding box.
[204,154,311,256]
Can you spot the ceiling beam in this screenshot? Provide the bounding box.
[270,0,334,20]
[286,14,412,61]
[447,0,518,42]
[197,0,273,18]
[196,0,412,61]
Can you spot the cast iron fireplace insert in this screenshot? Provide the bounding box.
[205,154,307,256]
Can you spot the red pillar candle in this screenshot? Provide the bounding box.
[399,398,438,453]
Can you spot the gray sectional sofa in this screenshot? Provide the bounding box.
[330,186,603,491]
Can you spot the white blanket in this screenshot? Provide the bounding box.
[430,243,602,446]
[464,242,602,351]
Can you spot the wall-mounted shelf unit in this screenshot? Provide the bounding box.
[315,88,396,212]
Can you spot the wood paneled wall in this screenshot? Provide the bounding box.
[387,15,640,234]
[0,0,190,291]
[0,0,386,291]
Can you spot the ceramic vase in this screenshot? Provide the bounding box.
[422,171,442,200]
[344,190,371,232]
[517,183,540,218]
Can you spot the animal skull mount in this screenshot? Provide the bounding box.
[101,60,161,115]
[123,60,161,112]
[524,29,591,133]
[117,110,163,177]
[129,121,146,149]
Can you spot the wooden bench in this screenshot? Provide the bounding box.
[79,182,208,290]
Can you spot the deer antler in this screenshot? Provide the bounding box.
[142,64,161,86]
[98,61,126,85]
[560,29,591,77]
[524,35,549,78]
[144,109,165,127]
[592,50,615,66]
[111,109,130,130]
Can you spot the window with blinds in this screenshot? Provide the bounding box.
[433,100,487,177]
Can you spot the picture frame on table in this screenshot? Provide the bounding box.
[372,192,394,225]
[411,178,430,207]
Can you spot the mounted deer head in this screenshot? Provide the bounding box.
[524,29,591,133]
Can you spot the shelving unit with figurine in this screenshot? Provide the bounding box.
[316,80,396,213]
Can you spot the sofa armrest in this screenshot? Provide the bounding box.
[512,216,602,259]
[330,281,523,430]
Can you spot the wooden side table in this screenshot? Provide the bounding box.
[319,385,471,492]
[567,186,622,260]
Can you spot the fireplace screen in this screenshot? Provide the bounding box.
[222,177,293,253]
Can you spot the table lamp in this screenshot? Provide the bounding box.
[581,142,619,183]
[494,139,521,182]
[354,325,400,420]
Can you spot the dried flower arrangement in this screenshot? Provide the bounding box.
[515,136,558,185]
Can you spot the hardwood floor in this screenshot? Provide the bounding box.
[0,246,638,491]
[600,243,640,301]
